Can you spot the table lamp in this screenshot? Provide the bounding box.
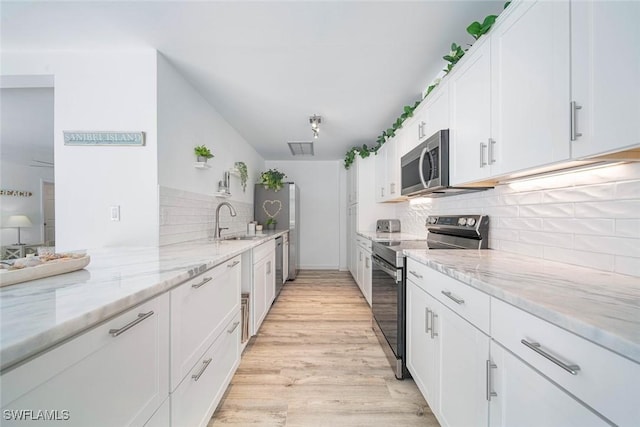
[5,215,33,245]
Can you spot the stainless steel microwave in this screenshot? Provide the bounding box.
[401,129,491,197]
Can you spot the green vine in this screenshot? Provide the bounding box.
[342,3,508,169]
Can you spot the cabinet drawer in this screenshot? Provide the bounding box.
[356,236,372,251]
[1,294,169,427]
[170,256,241,390]
[253,239,275,263]
[171,312,241,427]
[492,298,640,426]
[407,259,490,334]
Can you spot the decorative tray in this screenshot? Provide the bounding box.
[0,254,91,287]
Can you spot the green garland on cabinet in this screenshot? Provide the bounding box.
[343,1,511,169]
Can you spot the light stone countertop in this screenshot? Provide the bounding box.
[0,231,287,372]
[404,249,640,364]
[357,230,426,242]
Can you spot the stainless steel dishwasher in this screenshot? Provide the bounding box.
[275,236,283,298]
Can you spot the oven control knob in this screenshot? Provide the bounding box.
[428,217,437,224]
[467,218,476,227]
[458,217,467,226]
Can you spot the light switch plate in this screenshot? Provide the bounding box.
[110,205,120,221]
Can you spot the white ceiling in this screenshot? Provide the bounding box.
[1,0,503,161]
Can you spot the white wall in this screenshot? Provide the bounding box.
[157,54,264,205]
[2,50,160,250]
[265,160,342,269]
[397,162,640,277]
[156,54,265,244]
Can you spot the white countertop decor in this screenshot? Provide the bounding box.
[404,249,640,364]
[0,231,287,372]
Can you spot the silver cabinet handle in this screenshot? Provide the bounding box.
[409,270,423,279]
[521,339,580,375]
[430,311,438,339]
[425,307,431,335]
[570,101,583,141]
[365,258,370,269]
[488,138,496,165]
[109,311,154,337]
[227,260,240,268]
[381,187,385,198]
[192,276,212,289]
[390,182,396,195]
[266,261,271,275]
[486,360,497,401]
[480,142,487,167]
[192,358,213,382]
[441,290,465,305]
[227,321,240,334]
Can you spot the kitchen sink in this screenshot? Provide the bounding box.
[222,235,263,241]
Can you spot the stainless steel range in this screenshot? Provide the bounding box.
[371,215,489,379]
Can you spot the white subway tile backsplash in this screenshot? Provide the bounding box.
[615,219,640,238]
[159,186,252,246]
[542,218,615,236]
[543,246,615,272]
[397,162,640,277]
[519,231,573,249]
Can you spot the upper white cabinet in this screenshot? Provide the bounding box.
[490,0,571,176]
[406,83,450,157]
[449,37,493,185]
[450,0,571,186]
[374,142,388,202]
[570,1,640,158]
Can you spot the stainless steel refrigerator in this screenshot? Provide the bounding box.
[254,182,299,280]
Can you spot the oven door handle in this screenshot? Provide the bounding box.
[371,255,400,282]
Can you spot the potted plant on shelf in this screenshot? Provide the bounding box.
[260,169,286,191]
[234,161,248,192]
[194,145,214,163]
[265,218,277,230]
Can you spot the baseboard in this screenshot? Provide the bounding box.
[298,265,340,270]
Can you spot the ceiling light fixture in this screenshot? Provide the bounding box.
[309,115,322,139]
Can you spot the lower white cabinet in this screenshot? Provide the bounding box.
[488,341,608,427]
[283,232,289,282]
[171,312,241,427]
[144,398,170,427]
[1,294,170,427]
[355,237,372,306]
[170,256,241,390]
[252,240,276,333]
[406,272,489,427]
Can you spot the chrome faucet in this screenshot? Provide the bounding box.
[214,202,237,239]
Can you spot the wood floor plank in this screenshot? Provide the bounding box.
[208,270,438,426]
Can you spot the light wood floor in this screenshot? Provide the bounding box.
[209,270,439,426]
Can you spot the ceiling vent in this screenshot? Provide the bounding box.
[288,141,314,156]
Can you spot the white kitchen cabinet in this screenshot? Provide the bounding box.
[406,82,450,157]
[144,399,170,427]
[347,157,359,205]
[406,263,489,427]
[170,255,241,390]
[348,205,358,278]
[571,1,640,159]
[406,278,440,411]
[437,299,489,427]
[252,240,276,333]
[490,0,571,176]
[489,341,608,427]
[374,142,388,202]
[449,37,493,186]
[171,312,241,427]
[355,236,372,306]
[1,294,170,427]
[492,297,640,426]
[450,0,571,186]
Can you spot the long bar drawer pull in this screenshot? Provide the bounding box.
[521,339,580,375]
[425,307,431,335]
[441,291,464,305]
[227,321,240,334]
[192,358,213,382]
[486,360,497,401]
[227,260,240,268]
[109,311,154,337]
[192,277,212,289]
[409,270,423,279]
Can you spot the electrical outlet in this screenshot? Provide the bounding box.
[110,205,120,221]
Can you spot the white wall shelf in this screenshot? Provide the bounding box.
[194,162,211,169]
